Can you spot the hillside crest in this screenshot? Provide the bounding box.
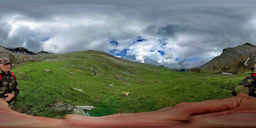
[200,42,256,74]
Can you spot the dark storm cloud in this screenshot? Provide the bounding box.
[1,0,256,68]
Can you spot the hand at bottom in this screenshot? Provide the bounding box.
[1,93,256,128]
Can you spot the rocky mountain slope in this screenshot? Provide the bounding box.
[0,45,54,65]
[10,49,237,118]
[200,43,256,74]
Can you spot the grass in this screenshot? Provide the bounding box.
[11,51,248,118]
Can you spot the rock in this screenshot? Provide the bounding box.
[122,91,130,96]
[90,67,97,76]
[109,83,114,87]
[222,72,233,75]
[72,88,85,93]
[44,69,51,72]
[76,106,95,111]
[48,101,74,112]
[244,57,250,66]
[49,101,94,116]
[73,106,95,116]
[73,108,88,116]
[6,47,36,55]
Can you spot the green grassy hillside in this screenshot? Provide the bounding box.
[11,50,247,118]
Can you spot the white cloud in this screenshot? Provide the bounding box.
[1,13,150,53]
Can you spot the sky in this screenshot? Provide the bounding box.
[1,0,256,68]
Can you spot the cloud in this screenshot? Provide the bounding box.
[0,0,256,68]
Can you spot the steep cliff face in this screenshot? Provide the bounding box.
[200,43,256,74]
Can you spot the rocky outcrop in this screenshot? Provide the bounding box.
[5,47,36,55]
[0,45,54,65]
[200,43,256,74]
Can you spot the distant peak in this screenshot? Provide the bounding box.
[241,42,255,47]
[223,42,256,52]
[6,47,36,55]
[201,42,256,74]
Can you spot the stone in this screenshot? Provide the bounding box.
[72,88,85,93]
[122,91,130,96]
[48,101,74,112]
[109,83,114,87]
[222,72,233,75]
[73,106,95,116]
[44,69,52,72]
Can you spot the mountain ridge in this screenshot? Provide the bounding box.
[0,45,54,65]
[199,42,256,74]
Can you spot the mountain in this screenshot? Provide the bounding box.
[10,49,241,118]
[0,44,244,118]
[200,43,256,74]
[0,45,53,65]
[5,47,37,55]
